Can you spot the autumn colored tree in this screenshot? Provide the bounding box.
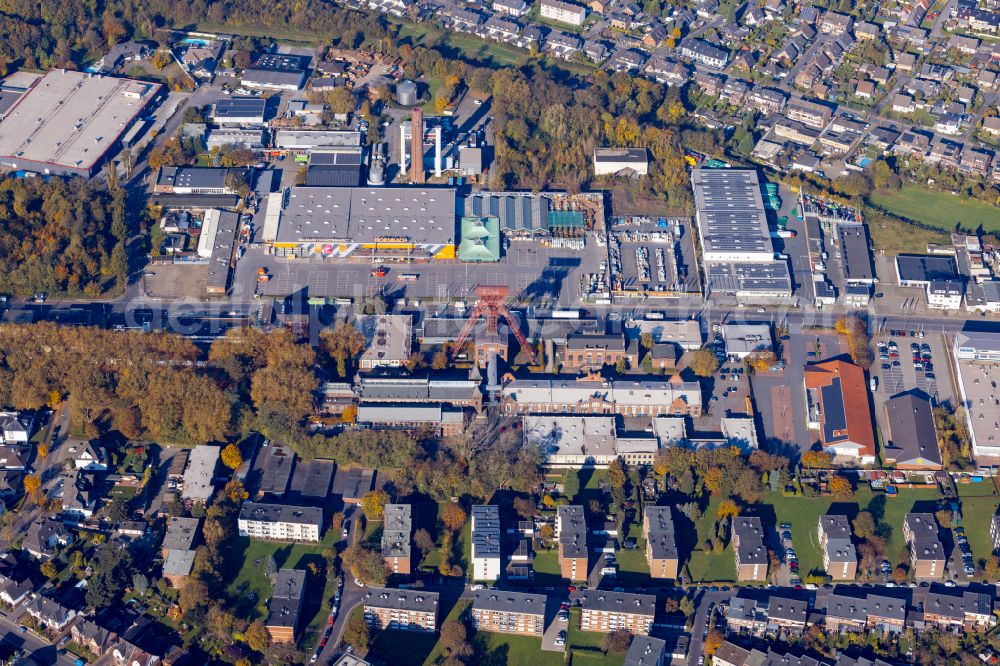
[361,489,390,521]
[827,474,853,498]
[36,442,48,459]
[341,611,371,651]
[747,350,778,373]
[441,503,467,532]
[513,497,536,519]
[340,404,358,424]
[539,524,554,541]
[801,450,832,469]
[688,348,720,378]
[320,322,366,378]
[934,508,952,529]
[245,620,271,653]
[853,511,876,540]
[23,475,41,503]
[40,561,57,579]
[716,499,740,522]
[703,467,724,493]
[343,543,388,586]
[704,628,725,655]
[220,443,243,470]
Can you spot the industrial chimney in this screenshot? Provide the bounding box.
[409,107,425,184]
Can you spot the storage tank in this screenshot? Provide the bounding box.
[367,158,385,186]
[396,80,418,107]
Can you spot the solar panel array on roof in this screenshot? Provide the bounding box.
[706,262,792,294]
[305,164,364,187]
[821,377,848,443]
[463,193,551,233]
[692,169,774,261]
[309,151,362,166]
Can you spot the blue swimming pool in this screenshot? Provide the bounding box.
[181,38,212,46]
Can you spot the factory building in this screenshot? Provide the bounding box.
[262,186,457,261]
[0,69,161,177]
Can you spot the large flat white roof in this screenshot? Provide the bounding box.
[0,70,158,171]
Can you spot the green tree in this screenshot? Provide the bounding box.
[86,542,134,608]
[562,468,581,500]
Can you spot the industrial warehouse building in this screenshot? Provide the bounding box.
[262,186,458,261]
[0,69,161,177]
[692,168,792,302]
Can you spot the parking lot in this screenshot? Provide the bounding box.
[232,240,607,307]
[870,329,954,437]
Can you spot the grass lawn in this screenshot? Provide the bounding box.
[566,608,625,666]
[959,495,1000,565]
[221,536,336,650]
[683,487,944,582]
[471,631,565,666]
[871,186,1000,233]
[957,481,998,498]
[615,523,650,585]
[866,207,949,254]
[532,548,566,586]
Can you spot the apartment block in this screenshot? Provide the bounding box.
[381,503,412,576]
[818,514,857,581]
[364,588,440,632]
[643,506,679,580]
[578,590,656,635]
[733,516,768,582]
[557,505,588,581]
[238,502,322,542]
[266,569,306,643]
[540,0,588,25]
[903,513,945,580]
[471,505,502,583]
[471,590,545,635]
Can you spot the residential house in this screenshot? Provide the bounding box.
[922,589,994,631]
[24,595,77,631]
[0,446,27,471]
[0,413,32,444]
[493,0,530,16]
[680,40,729,69]
[22,519,73,560]
[884,393,942,469]
[71,619,119,657]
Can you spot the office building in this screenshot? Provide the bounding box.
[953,331,1000,460]
[182,445,220,503]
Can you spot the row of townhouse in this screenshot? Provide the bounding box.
[726,585,995,640]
